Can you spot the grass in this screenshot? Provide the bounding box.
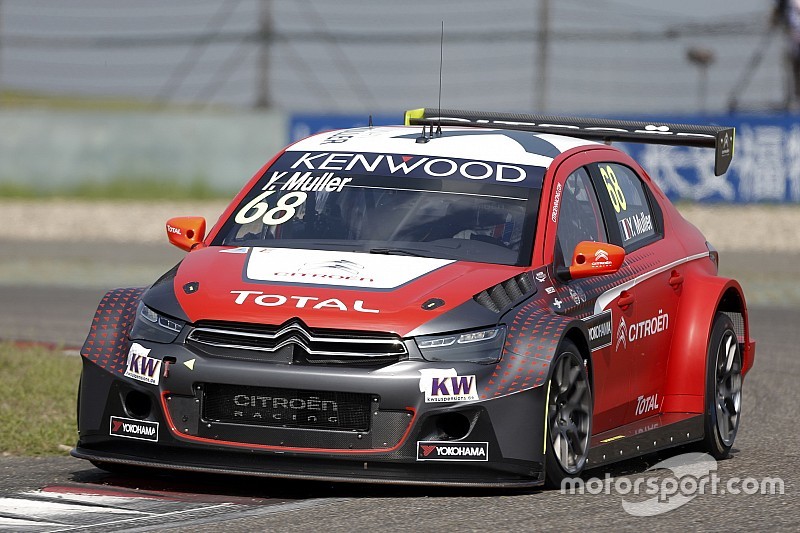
[0,177,233,200]
[0,88,228,113]
[0,343,82,456]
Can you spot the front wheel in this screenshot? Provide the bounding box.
[700,312,743,459]
[544,340,592,488]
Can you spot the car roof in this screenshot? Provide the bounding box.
[289,125,601,170]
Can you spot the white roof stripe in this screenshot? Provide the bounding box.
[287,126,599,168]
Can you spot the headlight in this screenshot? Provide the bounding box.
[415,325,506,364]
[130,301,185,343]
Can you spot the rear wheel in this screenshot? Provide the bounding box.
[544,340,592,488]
[700,313,743,459]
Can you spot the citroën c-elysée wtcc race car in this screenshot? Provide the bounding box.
[73,108,755,488]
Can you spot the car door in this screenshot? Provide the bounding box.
[587,161,677,424]
[546,165,627,434]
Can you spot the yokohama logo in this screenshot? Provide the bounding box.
[109,416,159,442]
[416,441,489,461]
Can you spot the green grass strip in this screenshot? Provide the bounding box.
[0,178,232,201]
[0,343,81,456]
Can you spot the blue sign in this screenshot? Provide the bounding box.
[619,114,800,203]
[290,113,800,203]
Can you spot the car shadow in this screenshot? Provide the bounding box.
[65,446,741,500]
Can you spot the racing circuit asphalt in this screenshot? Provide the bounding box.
[0,240,797,532]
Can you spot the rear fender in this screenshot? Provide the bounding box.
[662,275,751,414]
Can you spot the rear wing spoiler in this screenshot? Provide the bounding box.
[404,108,735,176]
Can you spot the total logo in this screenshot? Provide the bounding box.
[231,290,379,314]
[109,416,159,442]
[635,393,661,416]
[417,441,489,461]
[418,369,479,403]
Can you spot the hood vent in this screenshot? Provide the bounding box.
[473,272,534,313]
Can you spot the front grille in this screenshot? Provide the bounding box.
[202,383,372,431]
[187,320,407,365]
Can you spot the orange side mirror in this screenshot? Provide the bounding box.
[166,216,206,252]
[559,241,625,281]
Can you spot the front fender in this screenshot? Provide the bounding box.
[80,287,145,376]
[488,301,592,399]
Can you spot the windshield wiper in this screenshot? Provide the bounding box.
[368,247,427,257]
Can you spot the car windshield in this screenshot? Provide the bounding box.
[214,152,540,266]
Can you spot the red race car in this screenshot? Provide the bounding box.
[73,108,754,488]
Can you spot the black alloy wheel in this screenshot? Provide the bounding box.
[702,312,743,458]
[545,340,592,487]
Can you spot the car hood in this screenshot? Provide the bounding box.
[171,246,526,336]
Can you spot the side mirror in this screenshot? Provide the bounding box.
[166,217,206,252]
[557,241,625,281]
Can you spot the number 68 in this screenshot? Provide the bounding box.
[600,165,626,213]
[234,190,308,225]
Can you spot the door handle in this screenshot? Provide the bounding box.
[669,270,684,289]
[617,290,634,309]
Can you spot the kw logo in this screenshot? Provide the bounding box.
[127,354,159,377]
[431,376,474,397]
[418,369,479,403]
[124,343,162,386]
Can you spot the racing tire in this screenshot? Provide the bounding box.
[544,340,593,488]
[700,312,743,459]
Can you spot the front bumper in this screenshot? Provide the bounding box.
[76,336,548,487]
[75,287,548,487]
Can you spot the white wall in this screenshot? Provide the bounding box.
[0,109,288,192]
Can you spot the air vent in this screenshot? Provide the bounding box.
[473,272,534,313]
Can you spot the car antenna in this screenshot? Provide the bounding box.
[368,114,373,128]
[416,22,445,144]
[436,21,444,138]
